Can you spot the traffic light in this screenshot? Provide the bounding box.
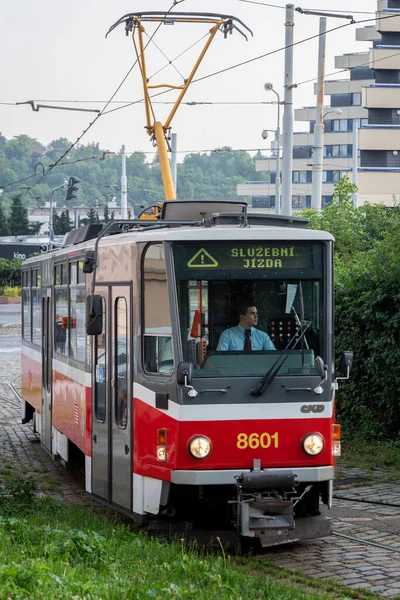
[66,177,80,201]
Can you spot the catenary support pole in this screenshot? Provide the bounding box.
[282,4,295,216]
[120,145,128,219]
[170,133,178,196]
[311,17,326,211]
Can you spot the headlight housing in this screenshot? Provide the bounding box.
[188,436,212,460]
[302,433,324,456]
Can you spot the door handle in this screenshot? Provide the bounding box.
[125,444,129,455]
[93,434,97,443]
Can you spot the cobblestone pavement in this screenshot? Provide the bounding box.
[0,324,86,505]
[2,325,400,597]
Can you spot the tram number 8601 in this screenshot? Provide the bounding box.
[237,432,279,450]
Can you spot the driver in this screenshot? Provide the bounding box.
[217,302,275,351]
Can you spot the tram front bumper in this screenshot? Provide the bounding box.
[170,465,334,485]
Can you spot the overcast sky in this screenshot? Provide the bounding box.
[1,0,377,159]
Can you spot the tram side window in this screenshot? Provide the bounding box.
[115,298,128,429]
[32,269,41,345]
[143,244,174,375]
[23,271,31,342]
[95,298,107,423]
[55,264,68,356]
[69,262,86,362]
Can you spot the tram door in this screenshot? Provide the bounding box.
[110,286,132,509]
[41,289,52,452]
[92,286,132,511]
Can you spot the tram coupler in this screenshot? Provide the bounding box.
[234,469,299,543]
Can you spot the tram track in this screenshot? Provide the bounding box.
[332,530,400,554]
[8,374,22,403]
[333,494,400,510]
[333,495,400,509]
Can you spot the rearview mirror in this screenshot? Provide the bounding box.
[177,362,193,385]
[338,351,353,377]
[86,294,103,335]
[315,356,326,380]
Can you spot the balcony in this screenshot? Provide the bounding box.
[335,53,369,69]
[377,12,400,33]
[356,25,380,42]
[359,125,400,150]
[370,47,400,70]
[316,79,372,95]
[295,106,367,122]
[358,170,400,204]
[362,84,400,108]
[237,182,271,196]
[256,157,352,172]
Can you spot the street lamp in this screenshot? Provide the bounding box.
[311,108,342,210]
[264,83,281,215]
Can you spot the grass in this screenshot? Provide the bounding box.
[0,476,384,600]
[338,438,400,478]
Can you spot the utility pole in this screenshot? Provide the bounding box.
[311,17,326,211]
[296,7,354,211]
[120,145,128,219]
[352,121,359,208]
[170,133,178,196]
[264,84,281,215]
[282,4,295,216]
[49,181,67,248]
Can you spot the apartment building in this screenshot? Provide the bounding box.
[358,0,400,204]
[238,0,400,209]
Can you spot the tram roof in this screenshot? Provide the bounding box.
[22,203,335,265]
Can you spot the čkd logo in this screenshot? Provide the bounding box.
[300,404,325,414]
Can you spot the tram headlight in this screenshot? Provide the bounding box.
[188,436,211,460]
[302,433,324,456]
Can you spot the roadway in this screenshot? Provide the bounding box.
[0,303,22,326]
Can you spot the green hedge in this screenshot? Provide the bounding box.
[335,229,400,438]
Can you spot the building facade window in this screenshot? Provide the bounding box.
[293,171,312,184]
[252,196,275,209]
[325,144,353,158]
[322,170,349,183]
[292,195,311,208]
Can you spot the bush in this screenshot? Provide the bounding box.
[335,228,400,438]
[302,180,400,439]
[0,285,21,297]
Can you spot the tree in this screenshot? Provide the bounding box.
[0,257,22,285]
[8,194,34,235]
[84,206,100,224]
[103,204,110,223]
[53,210,73,235]
[300,176,363,258]
[0,204,9,236]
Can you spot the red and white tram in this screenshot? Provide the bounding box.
[21,200,352,547]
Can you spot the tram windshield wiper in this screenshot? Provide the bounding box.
[252,280,311,397]
[251,320,311,397]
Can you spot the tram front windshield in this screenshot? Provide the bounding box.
[173,241,326,378]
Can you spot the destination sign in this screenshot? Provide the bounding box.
[179,243,315,271]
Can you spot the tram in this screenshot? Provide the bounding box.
[20,11,353,547]
[20,201,352,546]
